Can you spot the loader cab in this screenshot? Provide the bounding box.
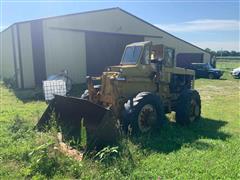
[120,41,150,65]
[120,41,175,69]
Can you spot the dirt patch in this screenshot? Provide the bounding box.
[54,133,84,161]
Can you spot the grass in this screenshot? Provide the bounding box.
[216,57,240,60]
[0,60,240,179]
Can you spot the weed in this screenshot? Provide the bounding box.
[94,146,119,163]
[25,142,58,178]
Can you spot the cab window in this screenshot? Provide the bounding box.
[164,48,174,67]
[121,46,142,65]
[141,46,150,65]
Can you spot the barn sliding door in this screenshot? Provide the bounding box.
[176,53,203,68]
[85,32,144,76]
[31,20,47,86]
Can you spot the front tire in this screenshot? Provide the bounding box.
[237,73,240,79]
[122,92,164,134]
[176,90,201,125]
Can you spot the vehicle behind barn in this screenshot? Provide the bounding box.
[189,63,223,79]
[37,41,201,150]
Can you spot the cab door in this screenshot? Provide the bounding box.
[138,42,155,77]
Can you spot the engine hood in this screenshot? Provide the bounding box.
[109,65,137,71]
[106,65,139,76]
[105,64,152,78]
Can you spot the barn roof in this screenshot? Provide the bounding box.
[1,7,210,55]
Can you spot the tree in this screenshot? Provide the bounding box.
[205,48,216,56]
[206,49,240,57]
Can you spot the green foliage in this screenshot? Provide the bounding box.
[9,116,30,135]
[205,48,240,57]
[0,60,239,179]
[25,142,57,178]
[94,146,119,163]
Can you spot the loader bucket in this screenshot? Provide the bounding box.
[36,95,119,150]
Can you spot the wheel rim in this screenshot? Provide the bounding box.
[137,104,157,132]
[189,99,200,122]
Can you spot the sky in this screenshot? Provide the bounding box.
[0,0,239,51]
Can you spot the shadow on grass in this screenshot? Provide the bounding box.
[129,117,230,154]
[13,88,45,103]
[218,78,227,80]
[6,83,87,103]
[195,77,227,81]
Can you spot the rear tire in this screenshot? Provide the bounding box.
[122,92,164,134]
[176,89,201,125]
[208,73,215,79]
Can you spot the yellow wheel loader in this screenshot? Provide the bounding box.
[36,41,201,150]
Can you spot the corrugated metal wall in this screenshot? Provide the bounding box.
[43,23,86,84]
[42,8,162,37]
[18,23,35,88]
[0,28,15,80]
[0,23,35,89]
